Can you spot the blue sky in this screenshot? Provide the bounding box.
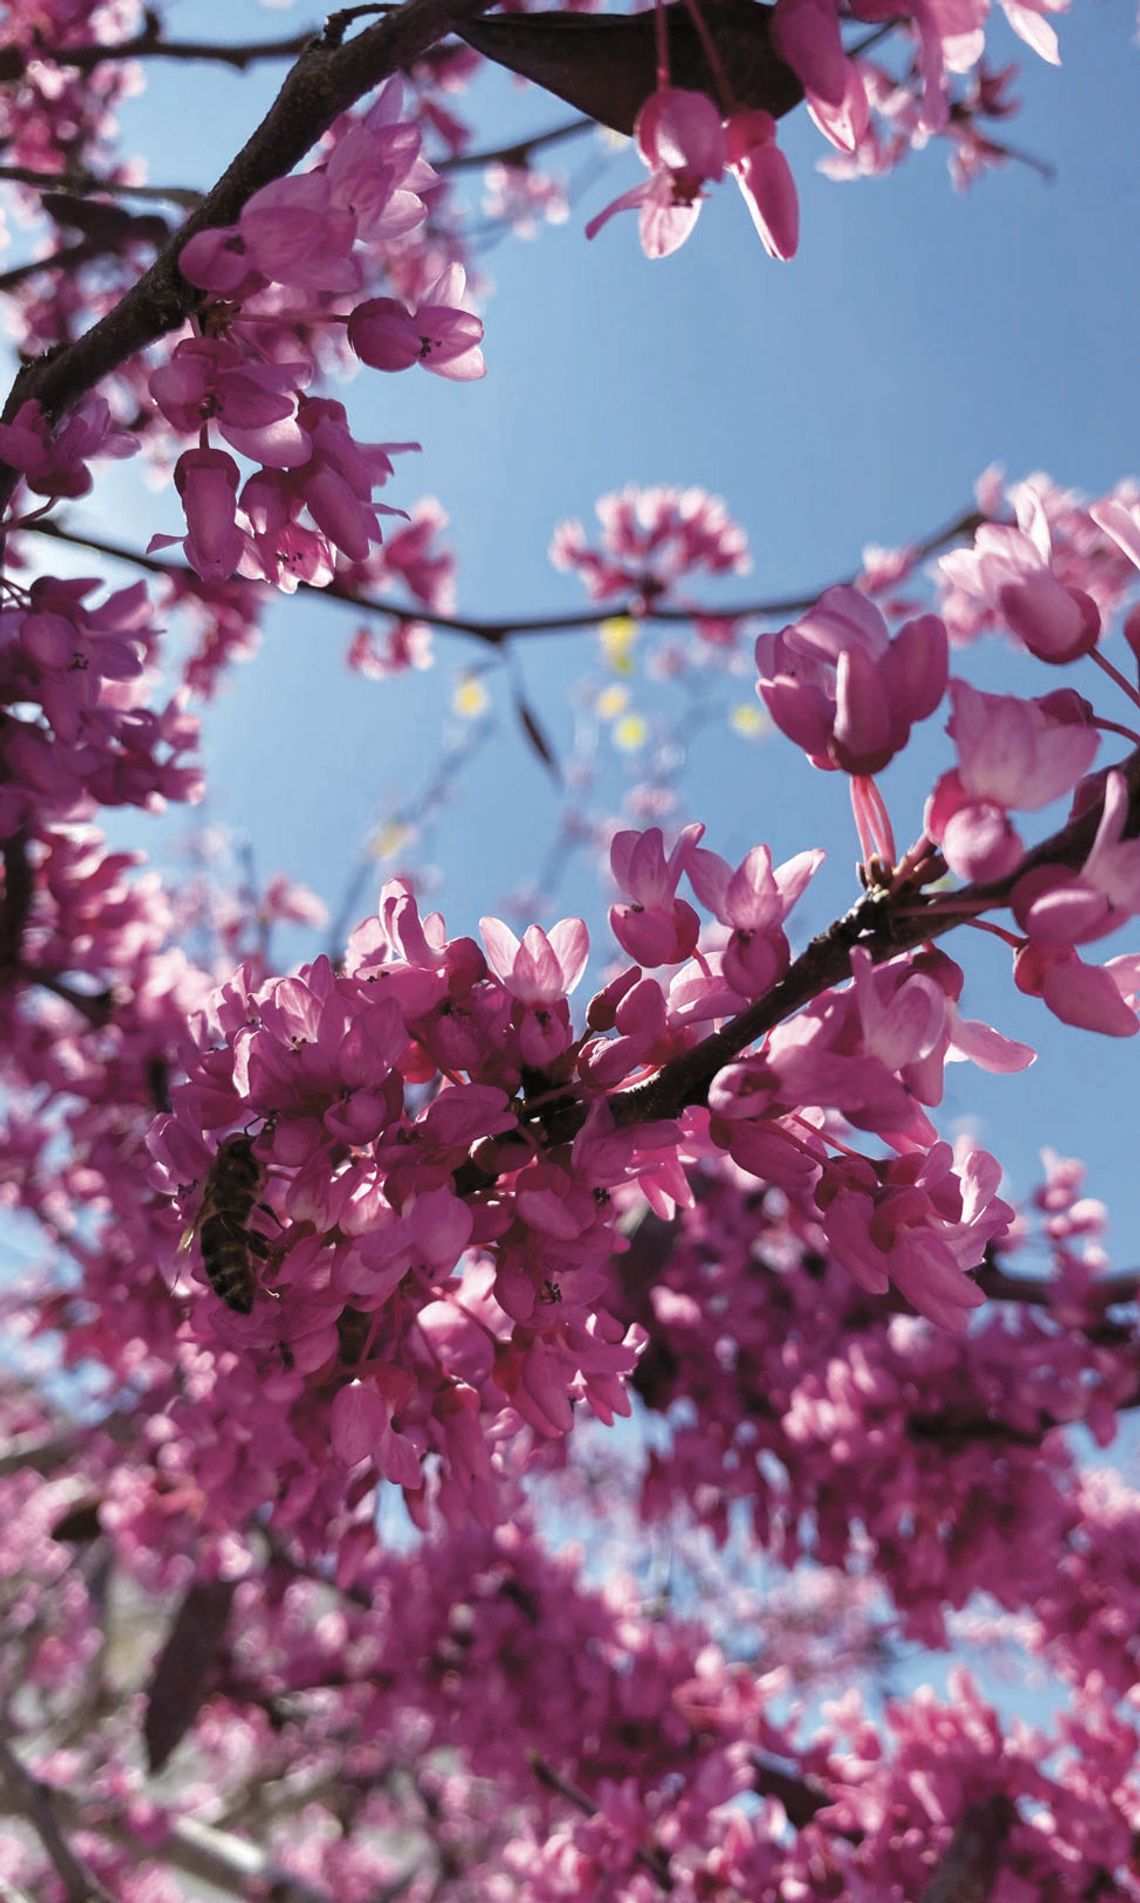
[77,0,1140,1248]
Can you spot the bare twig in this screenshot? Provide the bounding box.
[22,501,984,647]
[0,28,319,81]
[436,114,594,173]
[976,1262,1140,1311]
[0,241,106,294]
[0,163,202,211]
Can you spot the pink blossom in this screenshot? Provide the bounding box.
[771,0,849,105]
[925,681,1100,882]
[551,485,749,602]
[820,1140,1011,1330]
[480,917,589,1005]
[939,483,1101,662]
[585,87,726,260]
[0,396,136,500]
[149,338,311,468]
[168,447,247,583]
[726,110,800,261]
[608,823,704,966]
[756,585,948,773]
[1015,942,1140,1036]
[1091,495,1140,573]
[997,0,1066,65]
[348,264,486,381]
[238,169,361,293]
[1013,771,1140,947]
[688,841,824,996]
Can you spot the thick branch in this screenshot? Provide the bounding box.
[0,0,494,513]
[529,1752,674,1890]
[977,1261,1140,1311]
[918,1795,1016,1903]
[606,743,1140,1132]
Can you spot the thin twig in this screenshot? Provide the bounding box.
[0,241,106,295]
[0,29,319,80]
[22,502,984,647]
[0,163,203,210]
[436,114,594,174]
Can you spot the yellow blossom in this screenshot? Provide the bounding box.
[613,713,648,752]
[730,703,770,738]
[453,673,489,718]
[600,616,639,675]
[596,684,630,721]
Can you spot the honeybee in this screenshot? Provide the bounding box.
[181,1133,274,1315]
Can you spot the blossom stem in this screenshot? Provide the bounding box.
[679,0,736,111]
[1089,645,1140,714]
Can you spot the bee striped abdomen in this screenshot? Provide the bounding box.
[186,1134,270,1314]
[198,1212,257,1314]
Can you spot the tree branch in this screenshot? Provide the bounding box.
[23,500,983,647]
[529,1752,675,1891]
[0,28,320,81]
[0,0,495,514]
[0,163,202,211]
[435,114,593,173]
[0,1736,115,1903]
[918,1794,1016,1903]
[604,744,1140,1133]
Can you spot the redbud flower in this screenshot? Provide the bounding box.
[1014,942,1140,1037]
[0,396,136,499]
[771,0,849,108]
[725,110,799,261]
[688,841,824,996]
[940,484,1101,663]
[609,823,704,966]
[585,87,726,260]
[348,265,485,381]
[1091,496,1140,574]
[756,585,947,773]
[168,448,247,583]
[925,681,1099,883]
[1012,771,1140,947]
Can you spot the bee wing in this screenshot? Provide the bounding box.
[178,1192,206,1255]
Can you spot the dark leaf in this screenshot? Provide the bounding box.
[143,1577,237,1773]
[515,692,561,781]
[456,1,802,138]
